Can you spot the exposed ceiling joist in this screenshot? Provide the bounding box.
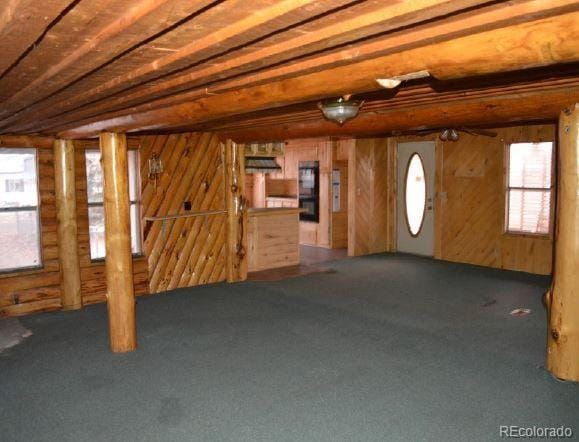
[0,0,217,118]
[0,0,75,78]
[0,0,578,138]
[4,0,496,133]
[59,11,579,138]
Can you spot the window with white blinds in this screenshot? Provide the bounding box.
[506,142,553,235]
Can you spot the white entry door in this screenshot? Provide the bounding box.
[396,142,435,256]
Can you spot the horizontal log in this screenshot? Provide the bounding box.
[0,298,62,317]
[59,11,579,138]
[0,134,55,148]
[221,85,579,141]
[10,0,494,132]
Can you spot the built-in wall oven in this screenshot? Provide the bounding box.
[298,161,319,222]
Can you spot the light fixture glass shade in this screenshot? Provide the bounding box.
[318,97,364,125]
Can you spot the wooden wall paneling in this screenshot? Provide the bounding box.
[144,133,212,280]
[386,138,397,252]
[140,132,227,293]
[348,138,389,256]
[371,140,389,253]
[396,124,555,275]
[157,157,225,291]
[189,215,227,286]
[331,139,349,249]
[439,133,503,268]
[434,139,444,259]
[347,137,357,256]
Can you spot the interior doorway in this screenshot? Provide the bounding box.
[396,141,435,256]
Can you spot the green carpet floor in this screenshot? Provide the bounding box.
[1,253,577,441]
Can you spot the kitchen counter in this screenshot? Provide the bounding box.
[247,207,304,272]
[248,207,302,217]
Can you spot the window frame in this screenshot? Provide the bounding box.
[404,152,427,238]
[0,148,43,274]
[504,141,555,237]
[85,148,143,262]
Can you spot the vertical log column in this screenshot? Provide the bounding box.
[100,132,137,352]
[54,139,82,310]
[547,104,579,382]
[224,139,248,282]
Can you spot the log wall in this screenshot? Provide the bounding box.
[0,139,148,317]
[75,140,149,306]
[0,146,61,316]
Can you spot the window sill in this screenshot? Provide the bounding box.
[0,264,44,279]
[503,231,552,240]
[90,254,145,264]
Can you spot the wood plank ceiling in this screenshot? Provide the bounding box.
[0,0,578,139]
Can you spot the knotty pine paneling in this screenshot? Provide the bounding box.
[437,125,555,275]
[140,133,227,294]
[387,124,554,275]
[331,139,350,249]
[348,138,390,256]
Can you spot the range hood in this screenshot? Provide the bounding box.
[245,156,282,174]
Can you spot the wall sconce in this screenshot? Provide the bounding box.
[148,152,163,190]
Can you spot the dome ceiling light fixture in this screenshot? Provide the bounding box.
[318,95,364,126]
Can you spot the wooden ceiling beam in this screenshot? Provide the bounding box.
[0,0,74,77]
[5,0,495,131]
[197,73,579,132]
[29,0,577,135]
[0,0,327,131]
[0,134,55,148]
[219,86,579,141]
[0,0,217,119]
[57,11,579,138]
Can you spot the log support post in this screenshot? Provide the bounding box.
[224,139,247,282]
[54,139,82,310]
[100,132,137,353]
[547,104,579,382]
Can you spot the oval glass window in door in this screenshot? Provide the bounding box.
[405,153,426,236]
